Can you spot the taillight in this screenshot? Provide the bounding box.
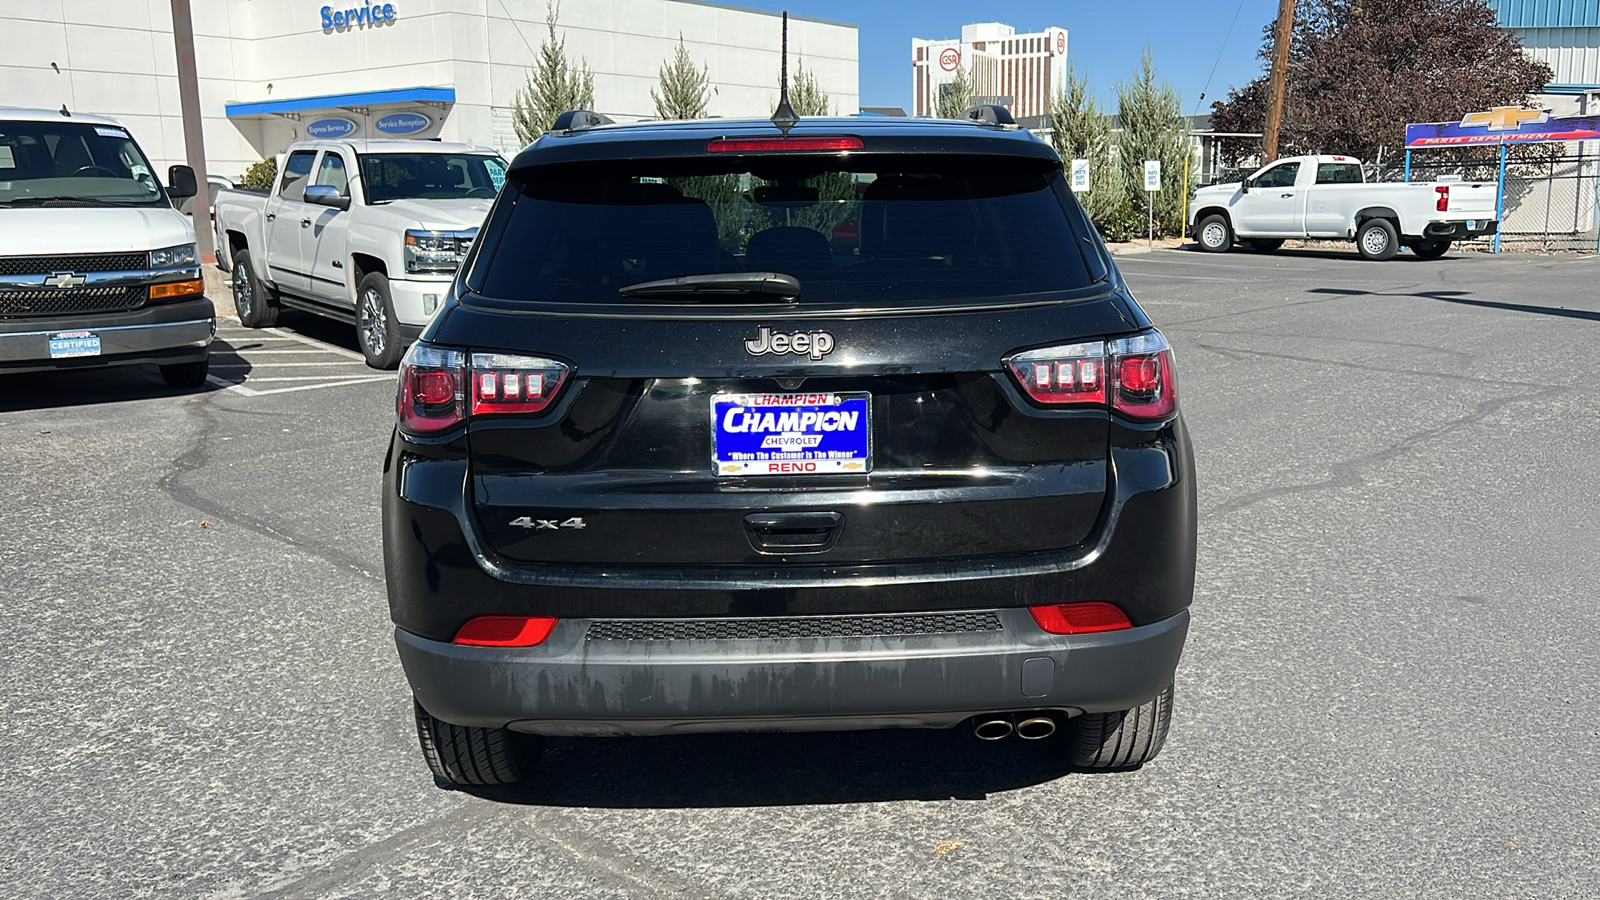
[1108,331,1177,419]
[452,615,558,647]
[1029,602,1133,634]
[1004,341,1106,406]
[397,341,466,434]
[470,352,571,416]
[1435,185,1449,212]
[1004,330,1177,420]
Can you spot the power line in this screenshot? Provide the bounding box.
[1193,0,1249,116]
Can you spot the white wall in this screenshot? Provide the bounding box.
[2,0,859,178]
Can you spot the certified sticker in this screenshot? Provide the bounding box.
[49,331,101,359]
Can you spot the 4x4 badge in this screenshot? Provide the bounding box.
[744,326,835,360]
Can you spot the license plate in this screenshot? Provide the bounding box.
[711,392,871,476]
[49,331,101,359]
[1467,220,1477,229]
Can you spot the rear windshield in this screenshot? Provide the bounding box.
[476,154,1099,305]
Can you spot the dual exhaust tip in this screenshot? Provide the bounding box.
[973,713,1058,741]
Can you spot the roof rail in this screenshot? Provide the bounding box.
[548,109,615,135]
[960,105,1017,127]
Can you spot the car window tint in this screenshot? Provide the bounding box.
[279,150,316,201]
[314,153,348,195]
[1315,163,1362,185]
[480,155,1095,306]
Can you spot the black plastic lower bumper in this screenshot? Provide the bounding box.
[398,607,1189,734]
[0,298,214,374]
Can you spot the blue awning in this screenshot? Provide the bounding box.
[225,86,455,118]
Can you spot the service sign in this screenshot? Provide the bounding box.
[1144,160,1161,191]
[1406,108,1600,147]
[1071,158,1089,192]
[374,111,430,135]
[306,117,357,139]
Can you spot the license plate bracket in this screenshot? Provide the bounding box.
[711,392,872,476]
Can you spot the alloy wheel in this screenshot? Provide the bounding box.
[234,271,252,318]
[360,288,387,357]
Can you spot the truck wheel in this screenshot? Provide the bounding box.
[160,358,210,389]
[1246,238,1284,253]
[1412,239,1451,260]
[1196,215,1232,253]
[414,699,541,786]
[357,272,403,370]
[1356,219,1400,261]
[1067,683,1174,770]
[231,248,279,328]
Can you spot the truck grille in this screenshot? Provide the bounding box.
[585,611,1005,641]
[0,253,148,276]
[0,286,147,318]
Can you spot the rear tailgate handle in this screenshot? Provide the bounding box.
[744,512,842,554]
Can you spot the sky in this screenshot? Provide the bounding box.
[726,0,1283,116]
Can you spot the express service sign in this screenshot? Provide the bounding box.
[1405,107,1600,147]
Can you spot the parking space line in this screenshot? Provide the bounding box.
[217,349,359,354]
[210,361,367,368]
[262,325,368,362]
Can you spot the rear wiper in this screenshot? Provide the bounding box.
[618,272,800,302]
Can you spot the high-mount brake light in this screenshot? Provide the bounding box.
[1004,330,1176,419]
[397,342,466,435]
[470,353,571,416]
[1435,184,1450,212]
[706,136,864,153]
[1028,602,1133,635]
[452,615,559,647]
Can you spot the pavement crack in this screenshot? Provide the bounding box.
[509,809,719,900]
[158,393,382,582]
[1203,385,1566,519]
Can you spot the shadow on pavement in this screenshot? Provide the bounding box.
[1309,287,1600,322]
[461,726,1085,809]
[0,358,227,413]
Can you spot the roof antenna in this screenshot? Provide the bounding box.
[770,11,798,134]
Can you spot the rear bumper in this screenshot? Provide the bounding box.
[398,607,1189,735]
[0,298,215,373]
[1420,219,1498,240]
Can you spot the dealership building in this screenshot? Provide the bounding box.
[1,0,859,180]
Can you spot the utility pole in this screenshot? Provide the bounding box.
[1261,0,1295,162]
[170,0,214,260]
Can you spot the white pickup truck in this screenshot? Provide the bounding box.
[1189,155,1498,260]
[215,139,506,367]
[0,107,213,387]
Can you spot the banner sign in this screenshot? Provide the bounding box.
[1406,108,1600,147]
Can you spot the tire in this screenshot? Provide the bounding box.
[414,699,542,786]
[1068,683,1174,770]
[1412,239,1451,260]
[159,357,210,389]
[1195,215,1232,253]
[1246,238,1284,253]
[231,248,279,328]
[357,272,403,370]
[1355,218,1400,261]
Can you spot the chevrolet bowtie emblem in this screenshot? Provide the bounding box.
[1459,107,1548,132]
[43,272,86,290]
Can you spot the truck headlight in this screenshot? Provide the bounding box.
[149,243,199,269]
[404,229,476,275]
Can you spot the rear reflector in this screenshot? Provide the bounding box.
[453,615,559,647]
[1028,602,1133,634]
[149,279,204,301]
[707,136,864,153]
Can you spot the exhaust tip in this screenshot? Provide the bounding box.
[1015,715,1057,740]
[972,717,1014,741]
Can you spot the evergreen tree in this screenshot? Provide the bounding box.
[787,58,832,117]
[1049,66,1139,241]
[511,2,595,145]
[652,36,711,120]
[933,66,973,119]
[1115,49,1189,235]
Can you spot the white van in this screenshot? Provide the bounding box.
[0,108,214,387]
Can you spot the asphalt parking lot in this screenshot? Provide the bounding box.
[3,246,1598,899]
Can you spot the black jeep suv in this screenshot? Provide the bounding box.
[383,110,1196,785]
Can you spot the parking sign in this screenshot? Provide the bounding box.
[1144,160,1161,192]
[1071,158,1089,192]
